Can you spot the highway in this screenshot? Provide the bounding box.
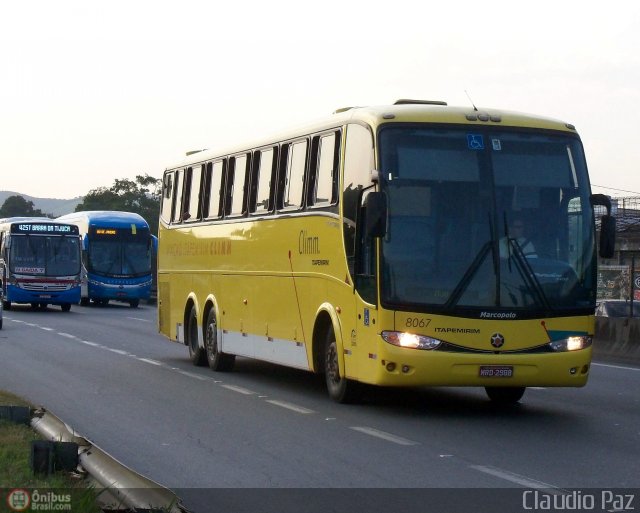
[1,303,639,512]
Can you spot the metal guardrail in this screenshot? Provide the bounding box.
[30,408,188,513]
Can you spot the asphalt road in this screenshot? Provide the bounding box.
[1,302,639,512]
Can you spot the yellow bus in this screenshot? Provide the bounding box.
[157,100,615,404]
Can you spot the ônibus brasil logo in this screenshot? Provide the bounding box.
[7,489,31,512]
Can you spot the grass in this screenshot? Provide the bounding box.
[0,389,101,512]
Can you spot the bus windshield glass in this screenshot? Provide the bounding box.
[88,238,151,277]
[10,235,81,277]
[378,125,596,314]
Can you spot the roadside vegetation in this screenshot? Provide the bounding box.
[0,390,101,512]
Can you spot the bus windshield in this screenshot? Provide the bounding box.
[88,239,151,277]
[10,235,81,277]
[378,126,596,315]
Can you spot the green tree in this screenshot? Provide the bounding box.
[0,195,47,217]
[75,174,161,234]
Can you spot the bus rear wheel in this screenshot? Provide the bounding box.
[61,304,71,312]
[324,329,361,403]
[186,305,206,366]
[204,308,235,371]
[129,299,139,308]
[485,386,526,405]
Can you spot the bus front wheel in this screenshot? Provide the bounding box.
[485,386,526,405]
[186,305,206,366]
[324,330,361,403]
[61,304,71,312]
[204,308,235,371]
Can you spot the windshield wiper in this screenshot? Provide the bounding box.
[445,212,499,310]
[444,241,492,310]
[508,239,552,311]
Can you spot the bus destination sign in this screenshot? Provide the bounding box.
[11,223,79,235]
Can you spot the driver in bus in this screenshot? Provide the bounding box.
[500,217,537,258]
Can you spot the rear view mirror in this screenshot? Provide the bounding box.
[364,192,387,238]
[590,194,616,259]
[599,215,616,258]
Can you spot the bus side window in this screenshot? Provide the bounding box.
[185,164,203,222]
[170,169,184,224]
[205,160,225,220]
[182,167,193,221]
[251,147,276,215]
[343,123,375,297]
[161,172,174,222]
[282,139,308,211]
[228,154,249,217]
[309,131,338,208]
[274,144,289,210]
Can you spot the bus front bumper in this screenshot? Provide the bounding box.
[368,344,592,388]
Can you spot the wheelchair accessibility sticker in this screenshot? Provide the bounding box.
[467,134,484,150]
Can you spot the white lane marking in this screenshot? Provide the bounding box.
[39,327,54,331]
[58,332,77,339]
[177,370,209,381]
[221,384,255,395]
[592,362,640,372]
[79,340,101,347]
[137,358,163,366]
[127,317,151,323]
[107,349,130,356]
[470,465,558,489]
[266,400,314,414]
[350,426,419,446]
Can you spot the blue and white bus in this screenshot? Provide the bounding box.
[57,211,154,308]
[0,218,82,311]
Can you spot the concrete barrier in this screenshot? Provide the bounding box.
[594,317,640,365]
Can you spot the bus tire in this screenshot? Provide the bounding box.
[129,299,139,308]
[204,308,235,371]
[485,386,526,405]
[80,298,90,306]
[324,329,361,403]
[186,305,207,366]
[61,304,71,312]
[3,301,11,311]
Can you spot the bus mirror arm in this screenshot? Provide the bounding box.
[364,192,387,238]
[590,194,616,258]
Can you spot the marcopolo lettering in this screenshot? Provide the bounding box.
[480,312,517,319]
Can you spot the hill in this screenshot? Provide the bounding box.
[0,191,83,217]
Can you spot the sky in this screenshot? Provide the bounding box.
[1,1,640,200]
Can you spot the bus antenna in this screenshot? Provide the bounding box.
[465,90,478,112]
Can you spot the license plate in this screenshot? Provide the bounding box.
[479,365,513,378]
[39,295,52,299]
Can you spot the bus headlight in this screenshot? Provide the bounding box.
[549,336,592,352]
[381,331,442,350]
